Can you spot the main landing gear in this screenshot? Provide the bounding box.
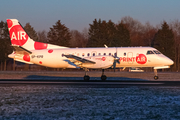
[154,69,159,80]
[83,68,107,81]
[101,69,107,81]
[84,68,90,81]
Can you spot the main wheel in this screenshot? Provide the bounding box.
[101,75,107,81]
[84,75,90,81]
[154,76,159,80]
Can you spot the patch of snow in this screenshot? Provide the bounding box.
[0,85,179,119]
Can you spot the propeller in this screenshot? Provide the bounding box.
[112,51,120,72]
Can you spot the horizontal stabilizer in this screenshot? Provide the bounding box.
[14,59,34,64]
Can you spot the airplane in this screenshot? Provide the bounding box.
[6,19,174,81]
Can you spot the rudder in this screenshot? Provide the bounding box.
[7,19,68,50]
[7,19,35,50]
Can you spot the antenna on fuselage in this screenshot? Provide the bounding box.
[104,44,108,48]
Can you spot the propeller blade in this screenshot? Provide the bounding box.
[114,57,120,64]
[113,61,116,72]
[112,50,120,72]
[116,59,120,64]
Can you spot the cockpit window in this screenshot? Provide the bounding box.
[153,50,161,54]
[147,50,154,55]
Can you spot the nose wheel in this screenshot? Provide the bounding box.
[154,76,158,80]
[154,69,159,80]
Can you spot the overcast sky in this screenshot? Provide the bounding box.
[1,0,180,32]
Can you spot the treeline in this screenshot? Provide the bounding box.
[0,16,180,71]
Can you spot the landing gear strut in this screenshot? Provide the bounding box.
[101,69,107,81]
[154,69,159,80]
[84,68,90,81]
[83,68,107,81]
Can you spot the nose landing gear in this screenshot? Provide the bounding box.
[154,75,159,80]
[154,69,159,80]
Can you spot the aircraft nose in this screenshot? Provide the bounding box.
[169,59,174,65]
[165,57,174,65]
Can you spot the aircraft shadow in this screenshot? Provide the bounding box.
[24,75,148,81]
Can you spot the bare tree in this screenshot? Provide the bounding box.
[70,30,86,48]
[143,22,157,46]
[120,16,157,46]
[37,30,48,43]
[82,27,89,47]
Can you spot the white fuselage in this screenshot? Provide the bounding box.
[28,47,173,69]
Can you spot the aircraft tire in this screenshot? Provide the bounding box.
[154,76,159,80]
[101,75,107,81]
[84,75,90,81]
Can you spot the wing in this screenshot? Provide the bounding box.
[12,45,32,55]
[64,54,96,64]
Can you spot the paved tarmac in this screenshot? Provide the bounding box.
[0,71,180,86]
[1,71,180,80]
[0,80,180,86]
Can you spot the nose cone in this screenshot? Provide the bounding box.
[157,55,174,66]
[169,59,174,65]
[165,57,174,66]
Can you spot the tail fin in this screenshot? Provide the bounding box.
[7,19,36,50]
[7,19,67,50]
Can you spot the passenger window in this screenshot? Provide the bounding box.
[109,53,111,56]
[124,53,126,56]
[98,53,101,55]
[147,50,154,55]
[104,53,106,55]
[82,53,85,57]
[87,53,90,56]
[62,53,64,57]
[93,53,95,56]
[114,53,117,56]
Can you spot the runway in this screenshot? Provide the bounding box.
[0,71,180,86]
[0,80,180,87]
[1,71,180,81]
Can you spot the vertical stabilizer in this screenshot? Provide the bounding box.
[7,19,68,50]
[7,19,35,50]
